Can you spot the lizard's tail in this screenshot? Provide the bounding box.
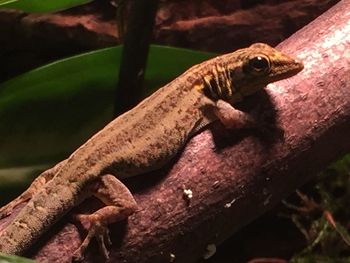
[0,178,81,255]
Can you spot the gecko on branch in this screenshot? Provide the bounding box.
[0,43,303,261]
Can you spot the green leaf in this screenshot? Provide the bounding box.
[0,0,92,13]
[0,253,35,263]
[0,45,215,168]
[0,0,17,5]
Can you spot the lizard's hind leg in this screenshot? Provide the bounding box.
[0,160,66,219]
[73,174,137,261]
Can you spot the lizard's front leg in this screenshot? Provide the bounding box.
[73,174,137,261]
[214,99,255,129]
[0,160,66,220]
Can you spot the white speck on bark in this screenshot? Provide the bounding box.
[169,253,176,262]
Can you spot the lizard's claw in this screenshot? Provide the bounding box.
[72,214,112,262]
[96,225,112,258]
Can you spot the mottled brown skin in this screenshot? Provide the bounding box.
[0,43,303,260]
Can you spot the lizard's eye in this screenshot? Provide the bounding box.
[245,55,271,75]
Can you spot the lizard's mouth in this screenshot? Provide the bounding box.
[270,59,304,82]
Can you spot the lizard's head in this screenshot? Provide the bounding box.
[226,43,304,103]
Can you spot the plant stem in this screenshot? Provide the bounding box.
[114,0,159,116]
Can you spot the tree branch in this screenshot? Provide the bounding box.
[1,0,350,262]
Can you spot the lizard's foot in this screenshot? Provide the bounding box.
[72,174,137,261]
[73,214,112,261]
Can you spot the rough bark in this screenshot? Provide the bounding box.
[1,0,350,262]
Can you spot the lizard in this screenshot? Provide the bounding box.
[0,43,303,261]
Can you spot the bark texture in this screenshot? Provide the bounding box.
[1,0,350,262]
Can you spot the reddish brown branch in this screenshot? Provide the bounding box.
[2,0,350,262]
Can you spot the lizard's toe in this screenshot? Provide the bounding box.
[95,225,111,259]
[73,214,111,261]
[72,250,85,262]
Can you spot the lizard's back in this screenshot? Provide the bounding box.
[63,62,214,181]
